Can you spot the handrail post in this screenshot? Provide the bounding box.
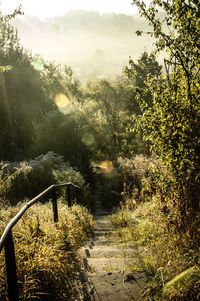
[66,185,72,207]
[52,187,58,223]
[4,230,19,301]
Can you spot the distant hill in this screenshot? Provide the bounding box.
[12,10,156,81]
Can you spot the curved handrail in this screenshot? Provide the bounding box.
[0,181,84,301]
[0,182,82,252]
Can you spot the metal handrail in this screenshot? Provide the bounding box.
[0,181,84,301]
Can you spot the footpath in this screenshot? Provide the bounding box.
[78,182,147,301]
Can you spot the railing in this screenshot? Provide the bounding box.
[0,182,84,301]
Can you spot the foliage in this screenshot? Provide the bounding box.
[0,20,55,160]
[81,75,148,160]
[30,110,91,177]
[0,5,23,22]
[0,202,93,300]
[110,197,200,300]
[0,4,24,72]
[0,8,156,165]
[117,154,160,203]
[39,61,82,102]
[131,0,200,238]
[0,152,85,205]
[125,51,162,107]
[110,150,200,300]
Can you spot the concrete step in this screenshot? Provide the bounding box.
[85,272,146,301]
[77,181,146,300]
[94,201,102,205]
[95,209,108,216]
[85,257,136,274]
[93,232,112,238]
[81,246,137,259]
[94,206,105,211]
[94,227,111,231]
[89,239,116,246]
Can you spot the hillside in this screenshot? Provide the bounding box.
[12,10,154,81]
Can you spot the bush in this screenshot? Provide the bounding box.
[0,152,85,205]
[117,154,160,204]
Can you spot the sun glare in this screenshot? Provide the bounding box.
[55,93,72,114]
[82,132,95,146]
[31,60,44,72]
[98,160,114,174]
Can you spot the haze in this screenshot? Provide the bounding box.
[1,0,155,81]
[1,0,143,20]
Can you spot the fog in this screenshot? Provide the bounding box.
[12,10,155,81]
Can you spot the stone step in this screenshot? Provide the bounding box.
[93,232,112,238]
[93,194,101,198]
[94,203,102,207]
[94,203,104,206]
[94,207,108,212]
[93,224,110,230]
[94,222,111,226]
[81,246,137,258]
[90,240,116,247]
[85,272,146,301]
[94,228,111,233]
[85,257,136,274]
[94,206,105,211]
[94,210,109,215]
[77,181,146,300]
[94,226,111,230]
[94,222,110,225]
[94,227,111,231]
[94,203,104,207]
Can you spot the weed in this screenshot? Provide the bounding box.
[110,198,200,300]
[0,201,93,300]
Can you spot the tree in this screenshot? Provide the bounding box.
[31,110,91,176]
[0,4,23,72]
[132,0,200,236]
[0,21,54,160]
[82,78,141,158]
[125,51,162,107]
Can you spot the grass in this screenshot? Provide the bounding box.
[0,199,94,300]
[110,197,200,300]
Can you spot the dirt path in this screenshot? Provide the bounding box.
[78,182,147,301]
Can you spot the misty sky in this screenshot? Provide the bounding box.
[1,0,151,20]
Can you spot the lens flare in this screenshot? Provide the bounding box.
[82,132,95,146]
[55,93,72,113]
[31,59,44,71]
[99,160,114,174]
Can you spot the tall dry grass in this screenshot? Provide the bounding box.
[110,154,200,300]
[0,200,93,300]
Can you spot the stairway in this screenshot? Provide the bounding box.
[78,181,147,301]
